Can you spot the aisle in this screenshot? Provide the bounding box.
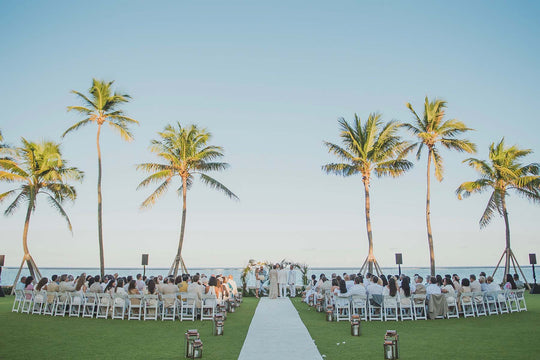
[238,297,323,360]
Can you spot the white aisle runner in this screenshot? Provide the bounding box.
[238,297,323,360]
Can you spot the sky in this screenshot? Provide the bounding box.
[1,1,539,270]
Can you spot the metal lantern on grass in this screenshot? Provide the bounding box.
[383,330,399,359]
[228,299,237,313]
[219,304,227,320]
[316,297,323,312]
[350,315,361,336]
[326,305,334,321]
[213,314,224,336]
[184,329,200,358]
[192,339,203,358]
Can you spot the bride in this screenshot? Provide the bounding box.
[268,264,279,299]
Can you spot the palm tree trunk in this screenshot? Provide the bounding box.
[363,177,374,274]
[426,149,435,276]
[501,192,511,277]
[97,124,105,278]
[11,202,38,291]
[172,177,188,277]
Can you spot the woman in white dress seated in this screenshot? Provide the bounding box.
[399,277,412,308]
[441,277,456,302]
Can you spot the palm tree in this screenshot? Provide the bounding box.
[137,123,238,277]
[63,79,138,277]
[322,113,413,275]
[456,139,539,282]
[404,97,476,276]
[0,139,83,290]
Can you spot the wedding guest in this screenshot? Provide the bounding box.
[104,280,116,294]
[287,265,296,297]
[436,275,443,287]
[344,275,354,290]
[479,276,488,292]
[504,274,517,290]
[24,276,34,299]
[347,277,366,296]
[399,277,412,308]
[16,277,27,291]
[513,274,525,289]
[413,276,426,295]
[338,279,348,295]
[457,278,472,311]
[366,276,383,296]
[452,274,461,292]
[380,275,388,287]
[330,278,340,295]
[136,274,145,292]
[441,277,456,303]
[205,276,218,297]
[486,276,501,292]
[278,264,288,297]
[89,275,103,293]
[470,274,481,293]
[426,276,441,301]
[383,277,398,298]
[75,275,87,293]
[228,275,239,296]
[319,275,332,296]
[36,277,48,291]
[187,275,204,307]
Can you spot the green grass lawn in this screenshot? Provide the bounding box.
[292,294,540,360]
[0,296,258,360]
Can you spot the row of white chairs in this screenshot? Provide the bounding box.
[308,289,527,322]
[11,289,232,321]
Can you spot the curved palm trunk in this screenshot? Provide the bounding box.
[97,124,105,278]
[426,149,436,276]
[363,177,375,274]
[501,192,511,276]
[172,177,188,277]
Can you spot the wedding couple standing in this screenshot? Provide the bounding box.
[268,264,296,299]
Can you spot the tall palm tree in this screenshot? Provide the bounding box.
[404,97,476,276]
[63,79,138,277]
[0,139,83,290]
[137,123,238,277]
[322,114,413,275]
[456,139,539,281]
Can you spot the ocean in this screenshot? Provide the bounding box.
[1,265,535,287]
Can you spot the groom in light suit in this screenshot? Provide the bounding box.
[278,265,288,297]
[287,265,296,297]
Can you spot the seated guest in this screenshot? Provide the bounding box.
[89,275,103,293]
[104,280,116,294]
[452,274,461,292]
[187,275,203,308]
[486,276,501,292]
[457,278,472,311]
[347,276,366,296]
[35,277,48,291]
[425,276,441,300]
[479,276,488,292]
[330,278,340,295]
[383,277,398,298]
[441,277,456,302]
[513,274,525,289]
[470,274,481,293]
[228,275,238,296]
[319,275,332,296]
[399,277,412,307]
[504,274,517,290]
[59,274,76,301]
[344,275,354,290]
[178,274,189,293]
[366,276,383,296]
[115,279,127,296]
[16,277,27,291]
[136,274,145,293]
[205,276,218,297]
[413,276,426,300]
[337,279,348,296]
[436,275,443,287]
[23,276,34,299]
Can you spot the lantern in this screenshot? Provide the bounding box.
[237,293,243,304]
[213,314,224,336]
[192,339,203,358]
[383,330,399,359]
[185,329,199,358]
[326,305,334,321]
[350,315,361,336]
[229,299,237,313]
[219,304,227,320]
[316,298,323,312]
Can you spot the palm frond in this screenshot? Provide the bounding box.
[199,174,239,200]
[141,179,171,209]
[62,119,93,138]
[321,163,358,177]
[45,192,73,233]
[106,121,134,141]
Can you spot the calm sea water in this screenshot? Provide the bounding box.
[1,265,535,286]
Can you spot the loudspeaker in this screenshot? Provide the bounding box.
[530,283,540,294]
[0,255,4,267]
[530,253,537,265]
[141,254,148,266]
[395,253,403,265]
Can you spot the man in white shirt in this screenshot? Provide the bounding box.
[278,265,288,297]
[227,275,238,296]
[187,275,203,308]
[287,265,296,297]
[425,276,441,301]
[366,276,383,296]
[469,274,483,302]
[345,274,354,290]
[136,274,145,293]
[347,277,366,296]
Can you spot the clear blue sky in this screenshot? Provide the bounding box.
[1,1,539,269]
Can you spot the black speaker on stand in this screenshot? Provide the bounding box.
[142,254,149,278]
[529,254,540,294]
[395,253,403,276]
[0,255,5,297]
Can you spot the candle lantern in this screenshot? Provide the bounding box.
[383,330,399,359]
[229,299,237,313]
[213,314,224,336]
[219,304,227,320]
[350,315,361,336]
[184,329,200,358]
[237,293,243,304]
[316,298,323,312]
[192,339,203,358]
[326,305,334,321]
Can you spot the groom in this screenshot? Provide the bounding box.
[278,264,288,297]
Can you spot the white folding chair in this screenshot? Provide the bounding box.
[180,294,197,321]
[444,294,459,319]
[161,294,178,321]
[473,292,487,316]
[351,295,368,321]
[507,290,519,313]
[112,293,127,319]
[96,293,111,319]
[143,294,159,321]
[12,289,24,312]
[484,291,499,315]
[335,295,351,322]
[43,291,57,316]
[383,295,399,321]
[21,290,34,314]
[54,292,68,316]
[516,289,527,311]
[412,294,427,320]
[128,294,143,320]
[398,297,414,321]
[368,294,383,321]
[201,296,217,321]
[32,290,47,315]
[460,292,475,318]
[69,292,84,317]
[83,293,98,318]
[497,290,509,314]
